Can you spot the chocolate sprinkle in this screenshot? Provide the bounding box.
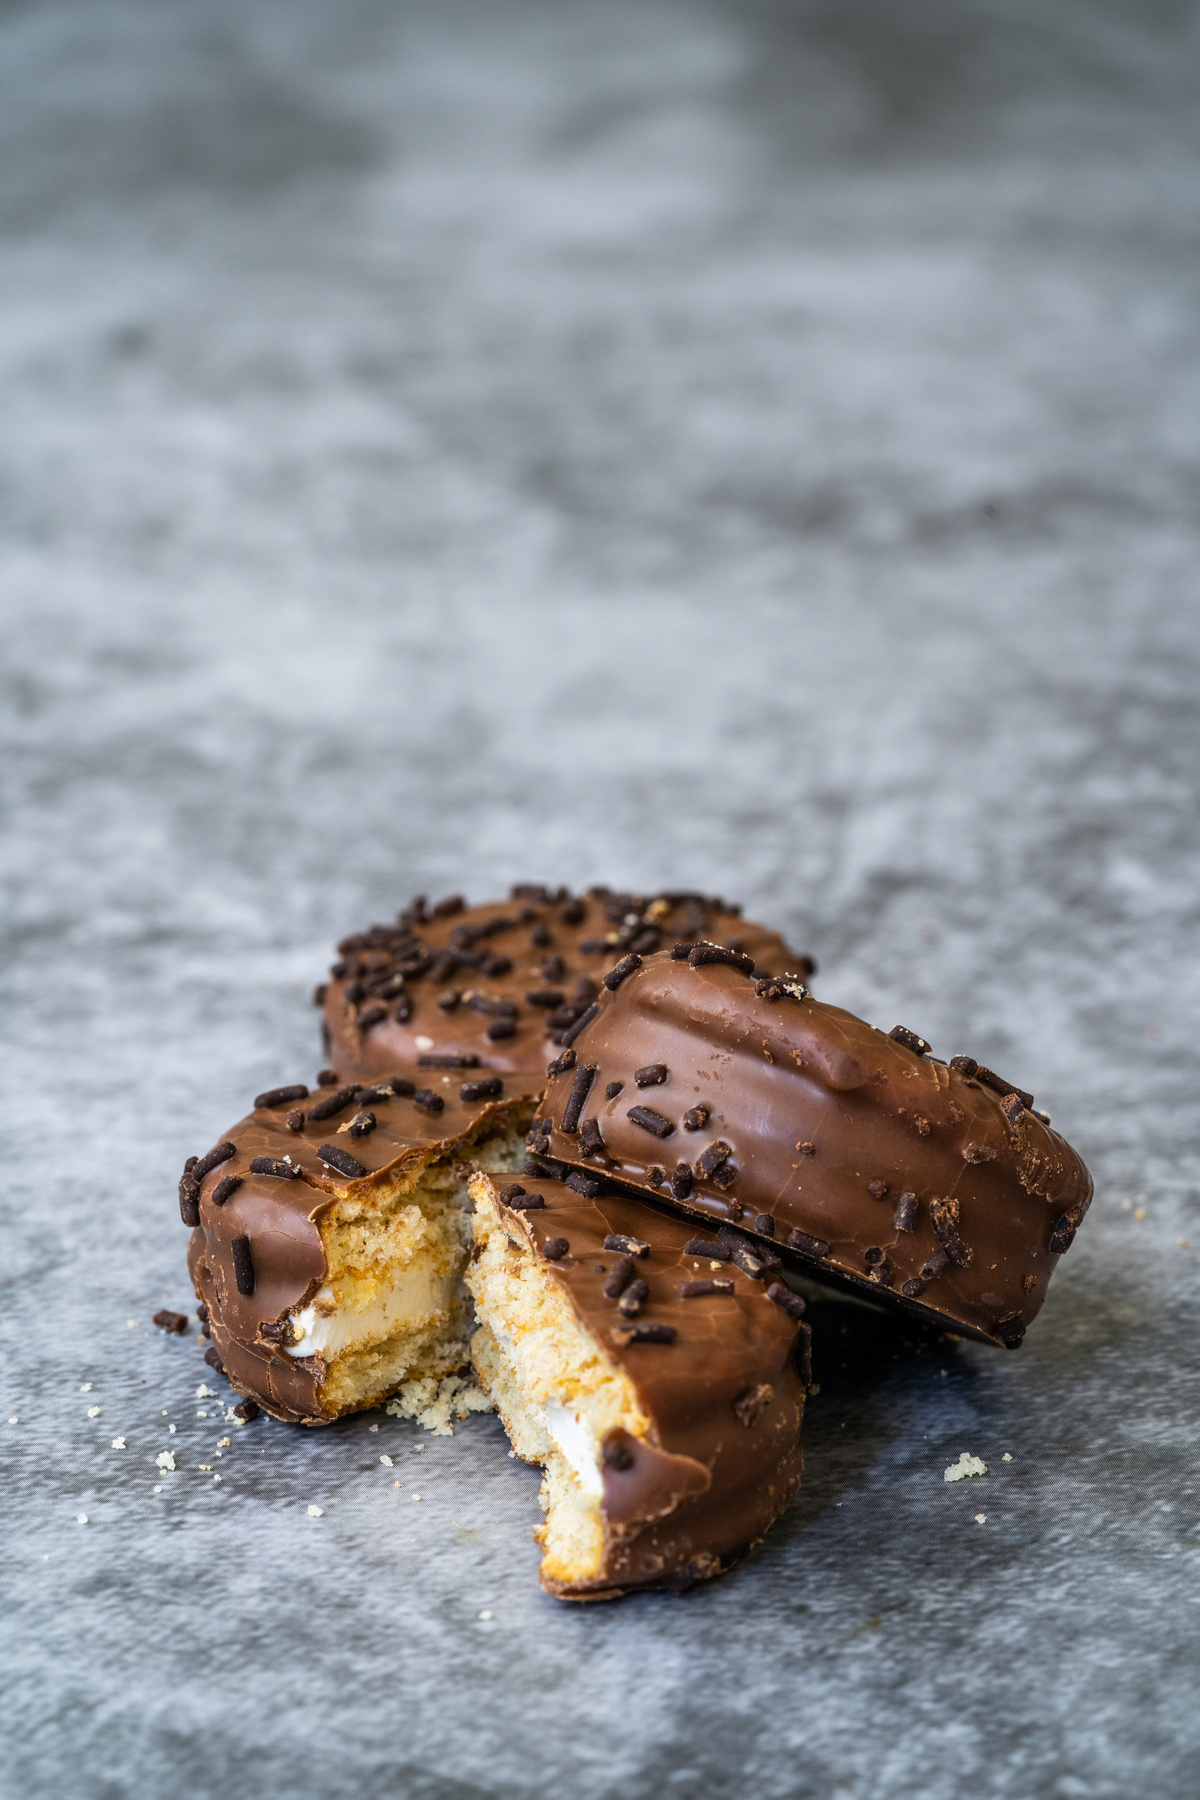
[561,898,585,925]
[460,1077,503,1102]
[508,1192,545,1211]
[610,1323,677,1346]
[1048,1214,1077,1254]
[894,1191,918,1232]
[766,1282,806,1319]
[863,1245,885,1266]
[413,1088,445,1113]
[603,1232,650,1259]
[616,1279,650,1318]
[543,1237,570,1262]
[696,1141,732,1177]
[602,1437,634,1471]
[419,1052,481,1069]
[603,1257,636,1299]
[867,1179,889,1201]
[498,1183,525,1202]
[193,1141,236,1181]
[526,988,565,1008]
[316,1069,338,1087]
[307,1086,359,1123]
[962,1142,998,1165]
[785,1227,829,1260]
[579,1117,605,1157]
[688,942,755,973]
[284,1109,305,1133]
[349,1110,377,1138]
[485,1018,516,1041]
[753,1213,776,1238]
[605,1081,624,1099]
[647,1165,666,1186]
[232,1399,260,1422]
[248,1157,299,1180]
[634,1063,668,1088]
[918,1247,950,1282]
[317,1143,367,1179]
[560,1002,599,1047]
[388,1077,417,1098]
[152,1309,188,1334]
[393,995,413,1024]
[547,1048,577,1077]
[682,1105,710,1131]
[900,1277,927,1298]
[603,953,643,990]
[995,1317,1026,1349]
[358,1004,387,1031]
[888,1025,931,1055]
[178,1175,200,1227]
[231,1235,256,1297]
[203,1346,226,1373]
[929,1196,972,1267]
[1001,1092,1027,1130]
[684,1237,731,1261]
[671,1163,694,1200]
[678,1278,735,1298]
[566,1171,602,1199]
[561,1064,598,1134]
[211,1173,244,1206]
[254,1084,309,1111]
[628,1105,675,1140]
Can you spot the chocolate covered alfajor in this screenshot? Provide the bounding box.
[466,1171,808,1600]
[532,946,1093,1349]
[182,1074,531,1423]
[320,885,808,1092]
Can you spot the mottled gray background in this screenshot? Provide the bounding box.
[2,1,1199,1795]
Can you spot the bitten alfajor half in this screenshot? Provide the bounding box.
[182,1073,531,1423]
[465,1171,809,1600]
[320,884,810,1091]
[532,945,1093,1350]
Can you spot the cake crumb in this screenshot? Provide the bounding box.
[1134,1208,1146,1221]
[218,1438,231,1448]
[368,1423,380,1433]
[195,1384,216,1399]
[111,1437,126,1450]
[412,1493,422,1502]
[86,1407,100,1418]
[168,1424,176,1434]
[478,1610,494,1621]
[76,1514,88,1525]
[307,1505,324,1517]
[1180,1238,1189,1249]
[975,1513,987,1524]
[944,1452,987,1482]
[380,1454,394,1467]
[155,1451,175,1472]
[80,1384,92,1393]
[1002,1452,1013,1462]
[8,1417,18,1425]
[152,1485,162,1493]
[385,1374,493,1437]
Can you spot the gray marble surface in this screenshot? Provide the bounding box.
[3,2,1199,1795]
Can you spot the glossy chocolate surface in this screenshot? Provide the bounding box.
[185,1077,529,1423]
[471,1172,807,1598]
[536,951,1094,1348]
[322,885,807,1091]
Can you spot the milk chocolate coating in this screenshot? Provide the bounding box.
[185,1079,530,1423]
[322,885,808,1091]
[472,1172,807,1599]
[537,953,1094,1348]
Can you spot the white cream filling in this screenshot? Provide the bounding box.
[287,1264,458,1359]
[542,1402,604,1498]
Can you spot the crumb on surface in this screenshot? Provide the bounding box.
[380,1454,394,1467]
[944,1452,987,1482]
[195,1384,216,1399]
[76,1514,88,1525]
[80,1384,92,1393]
[86,1407,100,1418]
[111,1437,126,1449]
[307,1504,324,1517]
[368,1423,380,1432]
[385,1372,493,1437]
[975,1513,987,1524]
[1002,1452,1013,1462]
[155,1451,175,1471]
